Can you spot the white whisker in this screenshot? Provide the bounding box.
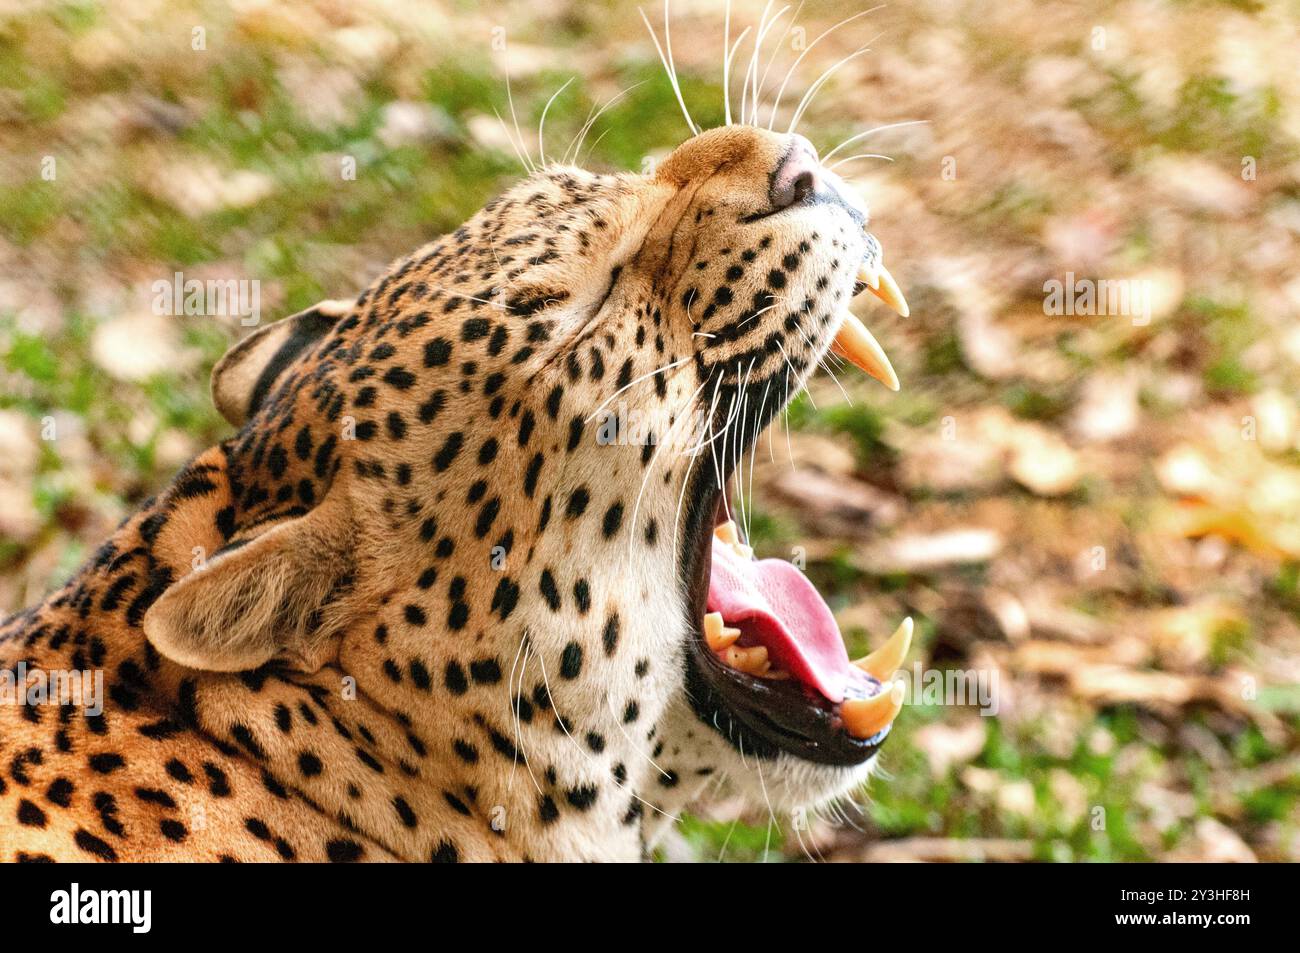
[717,816,740,862]
[504,67,535,173]
[722,0,732,125]
[747,3,791,126]
[741,0,776,126]
[767,6,884,130]
[640,1,699,136]
[785,311,853,405]
[580,127,614,166]
[782,369,796,467]
[787,40,880,135]
[756,1,803,117]
[729,361,755,530]
[669,373,724,573]
[605,690,672,779]
[493,107,534,175]
[584,355,692,423]
[821,119,929,163]
[828,152,894,171]
[537,77,575,167]
[745,380,769,542]
[754,756,780,863]
[505,636,545,797]
[723,25,753,127]
[626,378,708,560]
[792,815,822,863]
[773,337,814,410]
[564,81,647,167]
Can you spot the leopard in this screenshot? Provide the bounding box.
[0,122,914,862]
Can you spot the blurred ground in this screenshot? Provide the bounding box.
[2,0,1299,861]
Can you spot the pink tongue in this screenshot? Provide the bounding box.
[707,536,863,703]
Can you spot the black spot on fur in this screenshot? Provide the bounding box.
[560,642,583,679]
[74,828,118,862]
[539,569,561,611]
[444,661,469,695]
[326,839,364,863]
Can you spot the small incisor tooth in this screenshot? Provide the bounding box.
[713,519,753,559]
[853,617,913,681]
[703,612,741,651]
[721,644,768,676]
[840,680,906,739]
[831,312,900,391]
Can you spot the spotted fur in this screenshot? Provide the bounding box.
[0,127,877,862]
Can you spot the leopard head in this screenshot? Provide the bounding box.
[142,124,912,859]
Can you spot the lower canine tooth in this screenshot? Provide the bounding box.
[703,612,741,651]
[853,617,913,681]
[840,681,906,739]
[831,312,900,391]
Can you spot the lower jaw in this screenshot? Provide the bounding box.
[678,488,888,767]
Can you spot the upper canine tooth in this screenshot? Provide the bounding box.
[853,617,913,681]
[870,264,909,318]
[703,612,741,651]
[840,681,906,739]
[831,312,900,391]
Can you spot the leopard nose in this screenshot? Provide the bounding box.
[769,135,821,210]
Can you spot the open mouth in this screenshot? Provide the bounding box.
[681,234,913,766]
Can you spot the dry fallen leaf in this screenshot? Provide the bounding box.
[1167,817,1258,863]
[0,410,39,477]
[914,718,989,776]
[861,528,1003,574]
[91,313,189,382]
[767,468,902,536]
[1005,422,1081,497]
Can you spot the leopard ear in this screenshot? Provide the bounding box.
[211,299,352,427]
[141,500,354,673]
